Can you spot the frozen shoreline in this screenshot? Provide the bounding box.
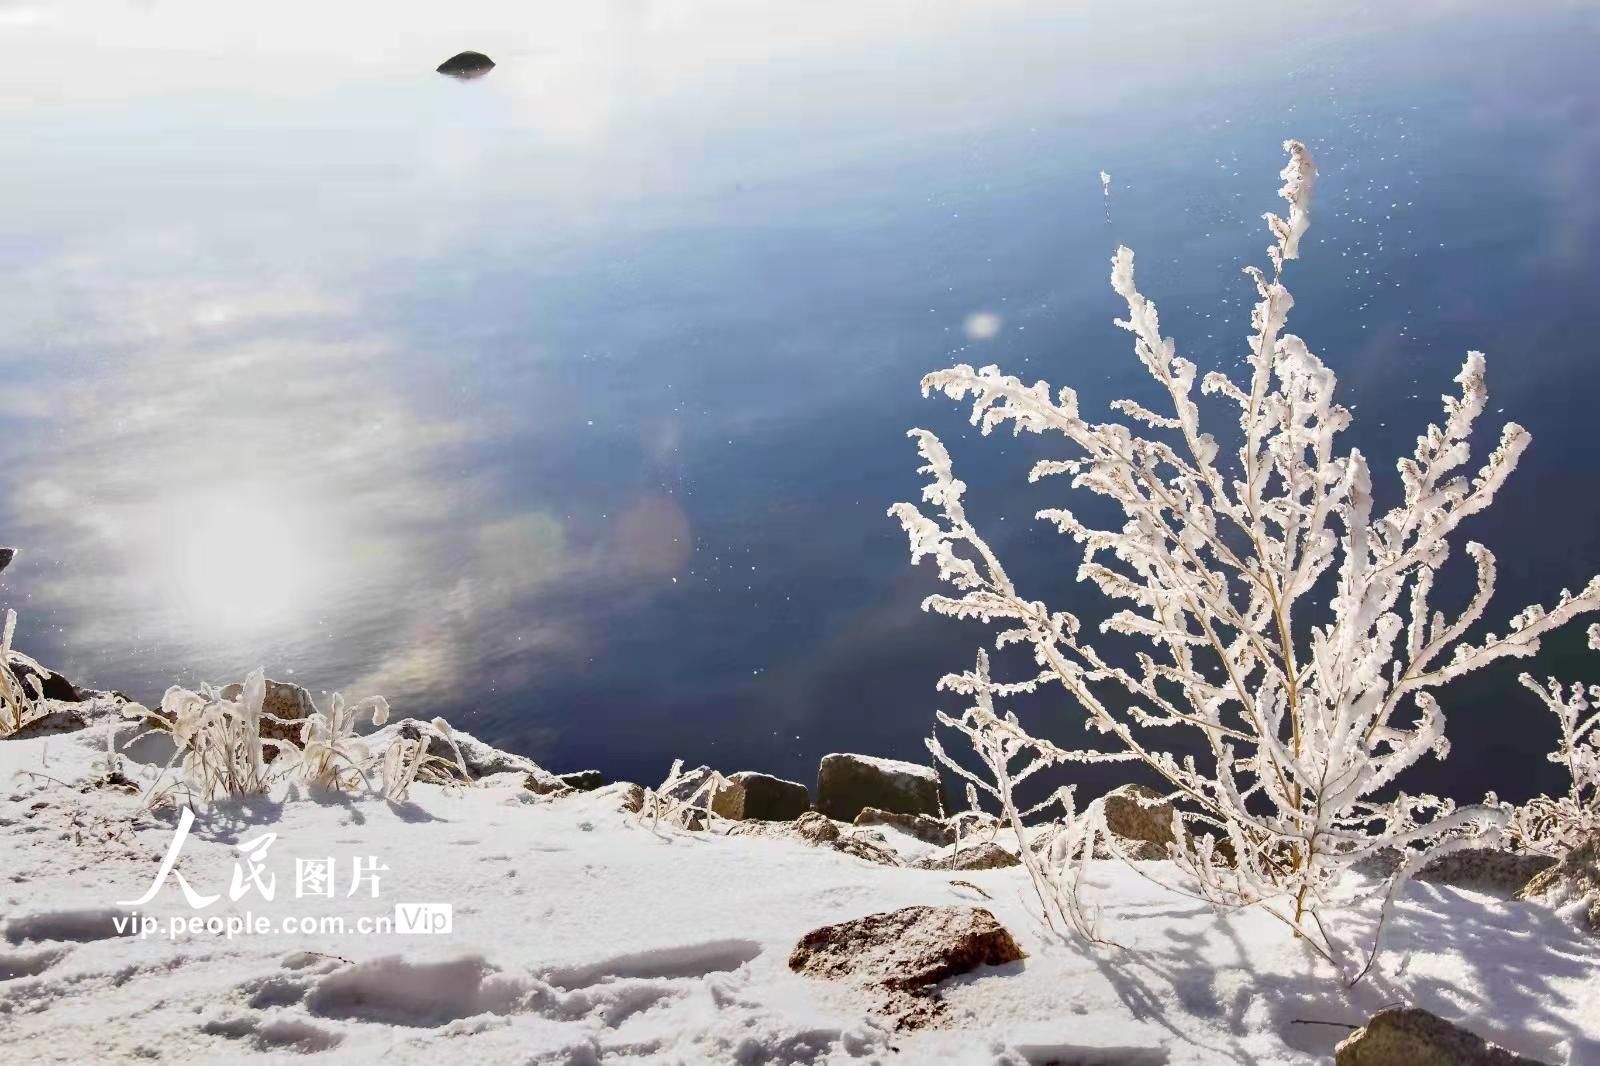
[2,719,1594,1064]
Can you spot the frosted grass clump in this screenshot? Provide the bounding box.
[287,690,392,793]
[378,717,468,802]
[892,140,1600,975]
[122,668,294,805]
[120,667,463,806]
[637,759,733,834]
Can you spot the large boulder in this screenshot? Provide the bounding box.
[854,807,954,846]
[817,753,942,822]
[789,905,1024,1029]
[1518,833,1600,932]
[715,771,810,821]
[1334,1006,1548,1065]
[1102,784,1176,850]
[1417,848,1556,897]
[0,546,14,574]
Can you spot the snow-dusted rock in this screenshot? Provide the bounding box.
[915,843,1019,871]
[1416,848,1556,897]
[854,806,953,846]
[5,649,87,705]
[219,677,313,761]
[727,811,900,864]
[609,781,646,813]
[1334,1006,1548,1065]
[789,905,1024,1029]
[0,546,13,574]
[816,752,942,821]
[369,717,562,789]
[1102,783,1176,850]
[728,810,841,846]
[714,771,810,821]
[556,770,605,792]
[830,832,903,867]
[1518,833,1600,932]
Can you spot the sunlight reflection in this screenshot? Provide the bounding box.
[157,485,330,636]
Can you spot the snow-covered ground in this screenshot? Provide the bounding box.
[2,724,1596,1065]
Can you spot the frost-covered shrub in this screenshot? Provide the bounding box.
[636,759,733,834]
[927,649,1129,940]
[123,666,462,805]
[378,717,468,802]
[1509,624,1600,854]
[0,608,49,736]
[892,140,1600,970]
[288,690,392,793]
[121,668,295,804]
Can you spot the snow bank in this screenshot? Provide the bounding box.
[1,728,1595,1064]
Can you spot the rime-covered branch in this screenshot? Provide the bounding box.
[892,140,1600,974]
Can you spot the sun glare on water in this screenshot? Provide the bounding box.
[161,488,325,634]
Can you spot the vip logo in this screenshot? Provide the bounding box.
[395,903,452,935]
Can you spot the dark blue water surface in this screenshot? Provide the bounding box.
[2,1,1598,802]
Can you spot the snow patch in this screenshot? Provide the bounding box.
[304,954,537,1027]
[4,907,132,944]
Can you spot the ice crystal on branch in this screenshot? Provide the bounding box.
[891,140,1600,972]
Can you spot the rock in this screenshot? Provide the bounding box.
[712,771,811,821]
[855,807,954,846]
[612,782,647,814]
[6,707,90,738]
[817,753,942,822]
[915,843,1020,871]
[557,770,606,793]
[1102,784,1176,850]
[475,770,536,791]
[788,905,1024,1029]
[1028,821,1167,862]
[789,811,843,845]
[1352,845,1405,880]
[1334,1006,1549,1065]
[1518,833,1600,932]
[219,677,314,761]
[5,650,86,705]
[727,812,900,864]
[831,833,903,866]
[436,51,495,79]
[731,810,843,846]
[1417,848,1556,897]
[523,773,568,796]
[0,546,13,574]
[373,718,559,786]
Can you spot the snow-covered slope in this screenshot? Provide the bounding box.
[2,726,1595,1064]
